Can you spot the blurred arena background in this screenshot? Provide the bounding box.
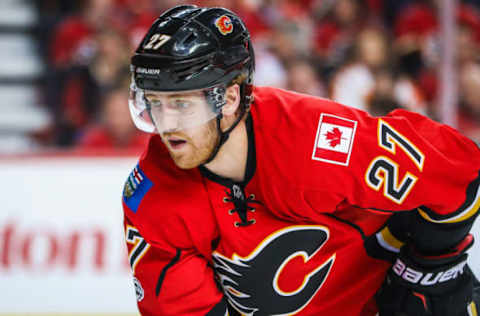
[1,0,480,314]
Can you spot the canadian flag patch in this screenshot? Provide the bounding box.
[312,114,357,166]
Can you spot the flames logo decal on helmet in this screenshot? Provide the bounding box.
[215,15,233,35]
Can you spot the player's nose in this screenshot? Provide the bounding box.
[161,113,181,132]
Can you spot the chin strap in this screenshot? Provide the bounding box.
[202,109,246,165]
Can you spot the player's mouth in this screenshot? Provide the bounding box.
[167,137,187,149]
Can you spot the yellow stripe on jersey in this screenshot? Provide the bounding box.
[417,180,480,224]
[418,188,480,224]
[468,301,478,316]
[376,226,405,253]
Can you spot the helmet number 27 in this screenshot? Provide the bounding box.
[144,33,171,50]
[364,120,425,204]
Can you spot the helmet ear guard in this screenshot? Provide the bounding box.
[204,85,227,111]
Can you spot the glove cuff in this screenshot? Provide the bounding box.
[409,234,474,267]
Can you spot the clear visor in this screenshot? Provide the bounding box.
[129,81,223,134]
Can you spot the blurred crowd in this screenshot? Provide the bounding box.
[31,0,480,153]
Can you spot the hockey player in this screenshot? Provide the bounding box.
[122,5,480,316]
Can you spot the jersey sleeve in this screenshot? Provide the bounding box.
[301,107,480,253]
[351,109,480,221]
[123,215,228,316]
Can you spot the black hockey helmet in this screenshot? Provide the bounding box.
[132,5,254,91]
[129,5,255,133]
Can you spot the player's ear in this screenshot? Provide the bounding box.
[222,84,240,117]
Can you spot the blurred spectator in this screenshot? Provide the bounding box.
[90,28,131,89]
[393,0,437,41]
[330,26,389,111]
[286,58,326,97]
[456,4,480,63]
[393,1,480,113]
[274,0,316,20]
[269,23,302,64]
[425,3,480,102]
[42,0,117,147]
[368,69,402,116]
[268,15,313,65]
[377,0,414,29]
[458,62,480,144]
[390,0,437,114]
[330,24,427,113]
[253,43,288,88]
[392,74,427,114]
[76,86,149,152]
[33,0,81,63]
[50,27,130,147]
[49,0,114,68]
[111,0,157,49]
[356,26,390,71]
[312,0,367,79]
[330,63,375,111]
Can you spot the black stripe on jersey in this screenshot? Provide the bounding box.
[155,249,181,296]
[323,213,366,239]
[205,296,230,316]
[417,171,480,223]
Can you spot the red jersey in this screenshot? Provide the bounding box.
[122,86,480,315]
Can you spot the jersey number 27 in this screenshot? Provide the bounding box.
[365,120,425,204]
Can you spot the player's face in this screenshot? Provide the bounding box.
[159,117,219,169]
[145,85,240,169]
[145,89,219,169]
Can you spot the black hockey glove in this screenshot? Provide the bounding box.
[376,235,477,316]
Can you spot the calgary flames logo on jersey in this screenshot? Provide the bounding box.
[213,226,335,315]
[215,15,233,35]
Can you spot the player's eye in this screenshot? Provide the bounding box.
[174,100,191,109]
[147,99,162,108]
